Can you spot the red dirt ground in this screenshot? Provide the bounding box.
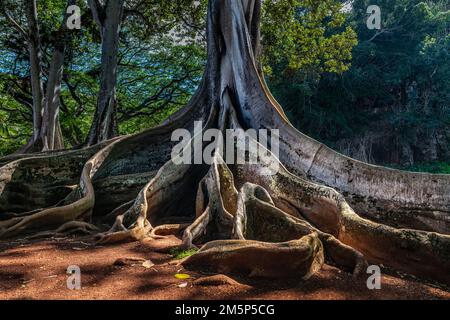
[0,235,448,300]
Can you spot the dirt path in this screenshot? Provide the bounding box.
[0,236,448,300]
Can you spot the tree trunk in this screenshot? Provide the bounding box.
[1,0,449,285]
[18,0,75,153]
[40,41,66,151]
[40,0,76,151]
[85,0,124,146]
[19,0,45,153]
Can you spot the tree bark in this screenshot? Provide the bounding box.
[19,0,45,153]
[85,0,124,146]
[40,0,77,151]
[40,38,67,151]
[17,0,75,153]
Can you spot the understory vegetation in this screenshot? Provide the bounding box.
[170,248,199,260]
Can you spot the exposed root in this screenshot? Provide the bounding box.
[150,224,190,238]
[230,141,450,283]
[96,158,200,244]
[183,234,324,280]
[0,82,209,239]
[193,274,244,287]
[232,182,367,277]
[182,159,236,249]
[26,221,99,240]
[0,137,124,239]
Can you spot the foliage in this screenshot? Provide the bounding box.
[267,0,450,172]
[261,0,357,75]
[0,79,32,155]
[170,247,199,260]
[117,38,205,134]
[394,162,450,174]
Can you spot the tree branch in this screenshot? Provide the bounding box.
[87,0,105,35]
[2,8,29,40]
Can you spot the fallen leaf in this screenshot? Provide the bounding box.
[142,260,155,268]
[175,273,191,280]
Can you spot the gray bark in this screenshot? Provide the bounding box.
[20,0,45,152]
[86,0,125,146]
[40,0,76,151]
[41,48,65,151]
[15,0,75,153]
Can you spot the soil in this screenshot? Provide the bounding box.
[0,235,448,300]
